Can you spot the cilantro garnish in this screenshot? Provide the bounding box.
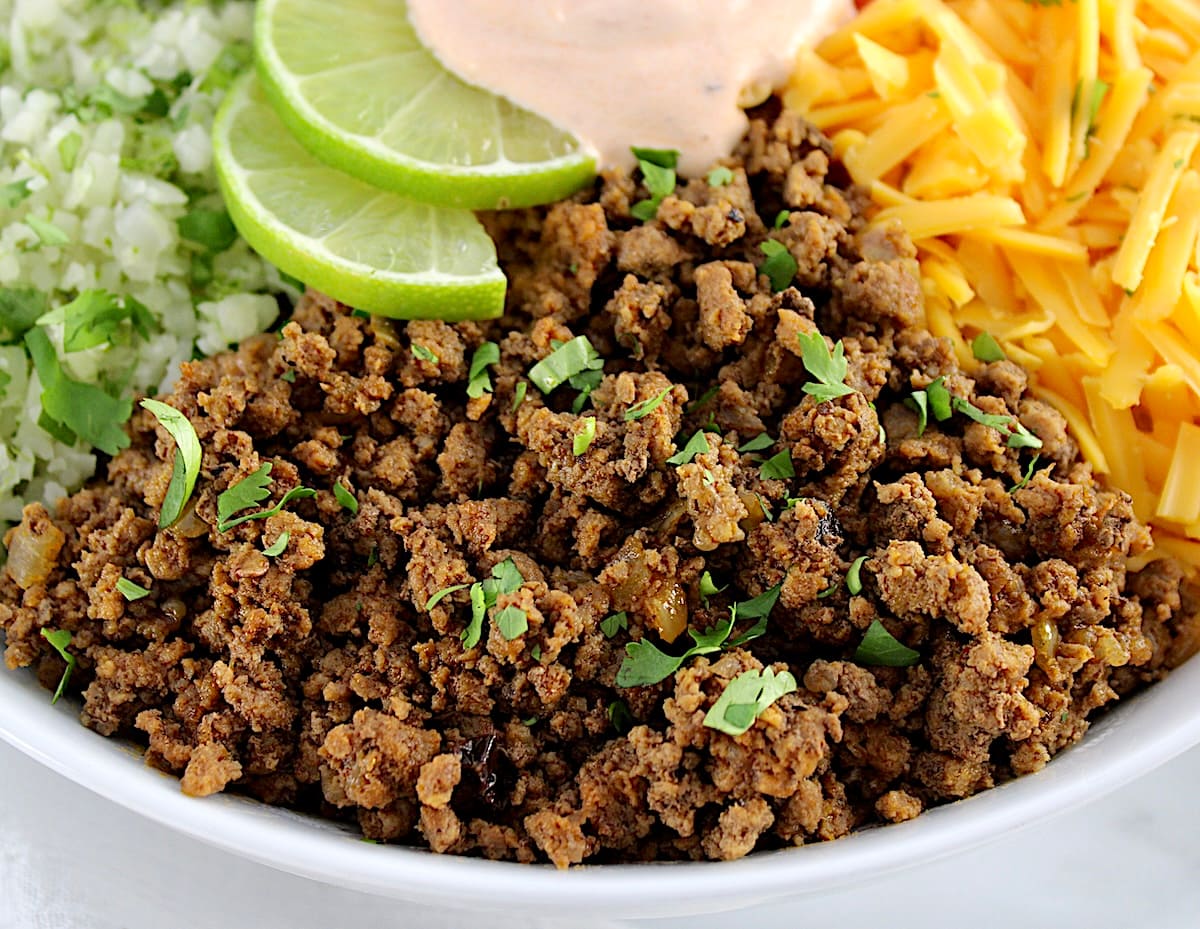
[846,556,868,596]
[758,240,797,292]
[425,583,470,611]
[971,332,1006,363]
[797,332,856,401]
[703,667,798,736]
[178,209,238,254]
[625,386,673,422]
[667,430,711,466]
[25,327,132,455]
[528,335,604,394]
[706,166,733,187]
[600,611,629,638]
[1011,454,1042,492]
[333,482,358,515]
[817,584,837,599]
[140,399,202,529]
[281,369,296,383]
[926,377,953,421]
[463,582,487,648]
[608,699,634,735]
[216,462,316,532]
[512,381,527,411]
[496,605,528,640]
[699,571,725,601]
[905,391,929,435]
[491,557,524,594]
[0,178,33,208]
[27,215,69,247]
[773,210,791,229]
[854,620,920,667]
[37,290,158,352]
[630,146,680,221]
[737,432,774,454]
[262,532,290,557]
[467,341,500,399]
[40,628,76,704]
[574,416,597,455]
[759,449,795,480]
[615,585,782,688]
[531,645,542,662]
[412,344,439,364]
[116,576,151,601]
[458,558,525,648]
[952,396,1043,449]
[0,287,48,342]
[687,385,720,412]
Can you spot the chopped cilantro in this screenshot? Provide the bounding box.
[27,215,70,247]
[797,331,856,401]
[333,482,358,515]
[177,209,238,254]
[630,146,679,221]
[737,432,774,453]
[952,396,1044,449]
[846,556,868,596]
[412,344,439,364]
[706,165,734,186]
[608,700,634,735]
[467,341,500,399]
[528,335,604,393]
[600,611,629,638]
[116,576,151,601]
[281,368,296,383]
[37,290,157,353]
[667,430,711,466]
[25,327,132,455]
[0,288,49,342]
[0,178,33,208]
[463,583,487,648]
[905,391,929,435]
[512,381,527,411]
[773,210,791,229]
[971,332,1006,363]
[759,449,795,480]
[569,366,604,413]
[854,620,920,667]
[699,571,725,600]
[1012,454,1042,492]
[40,628,76,704]
[573,415,597,455]
[703,667,797,736]
[817,584,837,599]
[491,557,524,594]
[531,645,542,662]
[425,583,470,611]
[216,462,316,532]
[726,585,782,648]
[687,384,720,412]
[926,377,953,421]
[496,605,528,640]
[624,386,673,422]
[758,239,797,292]
[262,532,290,557]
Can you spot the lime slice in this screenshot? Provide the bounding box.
[254,0,597,210]
[212,74,505,321]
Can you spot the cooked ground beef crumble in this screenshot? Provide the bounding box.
[3,110,1198,867]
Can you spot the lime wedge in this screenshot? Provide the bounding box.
[254,0,596,210]
[213,74,505,321]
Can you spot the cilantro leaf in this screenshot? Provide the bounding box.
[737,432,774,453]
[971,332,1006,363]
[177,209,238,254]
[116,576,151,601]
[854,620,920,667]
[759,239,797,292]
[952,396,1044,450]
[703,667,798,736]
[528,335,604,393]
[0,178,33,208]
[630,146,680,222]
[462,582,487,648]
[425,583,470,611]
[600,611,629,638]
[759,449,795,480]
[630,147,679,170]
[667,430,711,466]
[926,377,953,421]
[699,571,725,600]
[25,327,131,455]
[334,482,358,515]
[798,332,855,401]
[491,557,524,594]
[608,699,634,734]
[687,385,720,412]
[0,287,49,343]
[496,605,528,640]
[706,166,733,187]
[773,210,791,229]
[1011,454,1043,492]
[216,463,317,532]
[573,415,597,455]
[262,532,290,557]
[140,399,202,529]
[905,391,929,435]
[511,381,527,411]
[726,584,783,648]
[412,344,438,363]
[846,555,868,595]
[616,639,689,688]
[38,290,158,353]
[40,628,77,704]
[467,341,500,399]
[625,386,673,422]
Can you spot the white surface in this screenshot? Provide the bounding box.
[2,735,1199,929]
[6,652,1200,919]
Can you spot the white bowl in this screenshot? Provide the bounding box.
[2,655,1199,920]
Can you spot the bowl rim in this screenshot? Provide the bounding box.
[3,656,1199,918]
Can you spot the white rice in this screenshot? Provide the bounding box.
[0,0,289,524]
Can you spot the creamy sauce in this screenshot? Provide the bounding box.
[406,0,854,175]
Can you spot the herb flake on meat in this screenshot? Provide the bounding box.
[703,667,798,736]
[496,605,528,640]
[528,335,604,393]
[854,620,921,667]
[333,482,358,515]
[624,387,672,422]
[116,576,151,600]
[140,398,202,528]
[467,341,500,398]
[758,239,797,291]
[759,449,795,480]
[667,430,711,466]
[797,332,856,401]
[40,628,76,704]
[426,583,470,611]
[846,555,868,595]
[216,462,316,532]
[412,344,439,364]
[926,376,953,421]
[262,532,289,557]
[971,331,1006,363]
[600,612,628,638]
[573,416,596,455]
[737,432,774,453]
[706,165,733,187]
[1012,454,1043,492]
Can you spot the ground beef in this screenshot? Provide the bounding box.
[2,109,1197,867]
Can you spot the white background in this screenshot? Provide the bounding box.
[2,738,1199,929]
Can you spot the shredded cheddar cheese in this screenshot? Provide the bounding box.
[787,0,1200,565]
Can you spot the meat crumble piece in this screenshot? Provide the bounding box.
[3,107,1196,870]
